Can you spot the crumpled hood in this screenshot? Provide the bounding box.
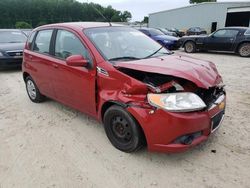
[114,54,222,89]
[0,43,25,52]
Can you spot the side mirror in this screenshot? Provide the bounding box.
[66,55,89,67]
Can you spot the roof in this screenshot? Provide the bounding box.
[37,22,123,30]
[149,1,250,15]
[0,29,22,32]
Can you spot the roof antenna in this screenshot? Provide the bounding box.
[87,0,112,26]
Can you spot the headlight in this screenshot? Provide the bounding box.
[0,52,3,57]
[147,92,206,112]
[163,40,171,43]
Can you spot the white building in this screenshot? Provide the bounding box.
[149,2,250,33]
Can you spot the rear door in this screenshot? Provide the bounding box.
[204,29,239,51]
[49,29,97,116]
[24,29,55,98]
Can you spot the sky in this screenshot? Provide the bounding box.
[77,0,250,21]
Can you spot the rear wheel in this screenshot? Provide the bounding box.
[238,43,250,57]
[25,76,45,103]
[103,105,144,153]
[184,41,196,53]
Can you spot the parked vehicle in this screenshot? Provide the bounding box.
[0,29,27,69]
[23,22,226,153]
[139,28,180,50]
[168,28,185,37]
[186,27,207,36]
[156,28,178,37]
[179,27,250,57]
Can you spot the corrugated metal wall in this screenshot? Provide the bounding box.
[149,2,250,33]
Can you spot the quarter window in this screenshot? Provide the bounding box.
[55,30,90,60]
[245,29,250,35]
[33,30,53,54]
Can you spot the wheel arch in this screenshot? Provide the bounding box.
[23,72,31,81]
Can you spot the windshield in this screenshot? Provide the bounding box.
[148,28,164,36]
[0,31,27,43]
[84,27,170,61]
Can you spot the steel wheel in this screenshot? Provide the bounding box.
[111,116,133,144]
[239,43,250,57]
[103,105,145,152]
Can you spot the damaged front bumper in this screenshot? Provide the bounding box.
[127,94,226,153]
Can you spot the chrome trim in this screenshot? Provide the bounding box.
[211,113,224,133]
[97,66,109,77]
[6,50,23,53]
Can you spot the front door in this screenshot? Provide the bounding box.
[50,29,97,116]
[204,29,239,51]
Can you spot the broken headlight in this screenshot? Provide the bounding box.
[147,92,206,112]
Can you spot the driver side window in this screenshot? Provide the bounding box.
[55,30,91,60]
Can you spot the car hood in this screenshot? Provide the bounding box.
[154,35,179,41]
[0,43,25,51]
[114,54,222,89]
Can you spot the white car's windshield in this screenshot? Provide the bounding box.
[0,31,27,43]
[84,27,170,61]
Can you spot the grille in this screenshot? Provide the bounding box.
[211,109,225,132]
[6,51,23,57]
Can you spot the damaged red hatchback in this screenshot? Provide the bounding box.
[22,22,226,153]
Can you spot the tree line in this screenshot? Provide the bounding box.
[0,0,132,28]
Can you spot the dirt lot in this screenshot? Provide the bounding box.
[0,51,250,188]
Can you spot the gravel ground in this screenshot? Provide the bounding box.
[0,50,250,188]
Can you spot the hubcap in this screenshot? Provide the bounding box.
[186,43,194,52]
[27,80,36,100]
[111,116,132,143]
[240,45,250,56]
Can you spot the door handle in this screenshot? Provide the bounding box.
[52,63,58,68]
[29,55,33,60]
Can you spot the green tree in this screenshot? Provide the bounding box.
[190,0,216,4]
[120,11,132,22]
[0,0,132,28]
[15,21,32,29]
[142,16,148,23]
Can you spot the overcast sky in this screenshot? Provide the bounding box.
[78,0,250,21]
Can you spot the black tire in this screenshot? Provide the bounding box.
[184,41,196,53]
[103,105,144,153]
[25,76,45,103]
[238,43,250,57]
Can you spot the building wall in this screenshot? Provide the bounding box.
[149,2,250,33]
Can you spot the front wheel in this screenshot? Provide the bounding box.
[238,43,250,57]
[184,41,196,53]
[25,76,45,103]
[103,105,144,153]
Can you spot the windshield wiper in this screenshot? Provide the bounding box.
[108,56,140,61]
[143,47,164,59]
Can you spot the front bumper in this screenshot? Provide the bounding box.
[0,58,22,69]
[127,94,226,153]
[165,41,181,50]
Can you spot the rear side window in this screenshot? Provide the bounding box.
[245,29,250,35]
[33,30,53,54]
[55,30,90,60]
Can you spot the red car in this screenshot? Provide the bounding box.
[22,22,226,153]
